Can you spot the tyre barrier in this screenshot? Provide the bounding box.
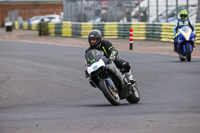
[12,21,200,43]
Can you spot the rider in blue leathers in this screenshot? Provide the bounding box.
[173,10,196,52]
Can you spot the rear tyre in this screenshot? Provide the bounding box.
[126,85,140,103]
[99,79,120,106]
[186,45,191,62]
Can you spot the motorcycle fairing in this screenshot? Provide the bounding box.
[177,26,194,56]
[87,59,105,75]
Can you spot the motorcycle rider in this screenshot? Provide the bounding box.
[85,29,136,87]
[173,10,196,52]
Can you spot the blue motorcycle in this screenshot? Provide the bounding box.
[177,26,196,62]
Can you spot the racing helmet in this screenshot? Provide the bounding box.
[180,10,188,21]
[88,29,102,48]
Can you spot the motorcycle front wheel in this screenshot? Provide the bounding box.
[99,79,120,106]
[186,45,191,62]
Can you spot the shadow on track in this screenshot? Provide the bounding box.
[78,103,141,107]
[160,60,200,63]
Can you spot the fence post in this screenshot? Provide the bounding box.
[166,0,168,22]
[156,0,158,22]
[176,0,178,19]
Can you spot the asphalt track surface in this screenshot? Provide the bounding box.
[0,40,200,133]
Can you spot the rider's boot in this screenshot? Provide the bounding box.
[174,36,178,52]
[125,69,137,85]
[174,42,177,52]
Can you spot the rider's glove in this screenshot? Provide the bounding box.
[175,33,179,37]
[109,51,117,61]
[109,55,115,61]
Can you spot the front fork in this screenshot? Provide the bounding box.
[89,70,110,88]
[183,42,193,53]
[178,41,193,55]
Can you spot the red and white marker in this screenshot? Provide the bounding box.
[129,29,133,50]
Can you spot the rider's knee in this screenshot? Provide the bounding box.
[122,61,131,73]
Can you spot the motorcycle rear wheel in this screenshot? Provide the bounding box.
[126,85,140,103]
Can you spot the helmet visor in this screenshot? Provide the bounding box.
[180,14,186,20]
[90,39,98,47]
[90,39,97,44]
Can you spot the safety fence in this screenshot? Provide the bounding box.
[12,21,200,43]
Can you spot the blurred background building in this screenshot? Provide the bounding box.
[0,0,63,27]
[0,0,200,27]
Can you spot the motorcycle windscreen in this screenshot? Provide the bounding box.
[85,50,104,66]
[179,26,192,41]
[180,26,191,33]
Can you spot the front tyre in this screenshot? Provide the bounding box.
[186,44,191,62]
[99,79,120,106]
[126,85,140,103]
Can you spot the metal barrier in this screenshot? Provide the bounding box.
[38,23,48,36]
[131,22,146,40]
[160,23,174,42]
[48,23,55,36]
[104,22,118,38]
[195,23,200,43]
[81,22,93,38]
[12,21,200,43]
[62,21,72,37]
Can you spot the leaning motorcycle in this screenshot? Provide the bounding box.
[85,49,140,106]
[176,26,196,62]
